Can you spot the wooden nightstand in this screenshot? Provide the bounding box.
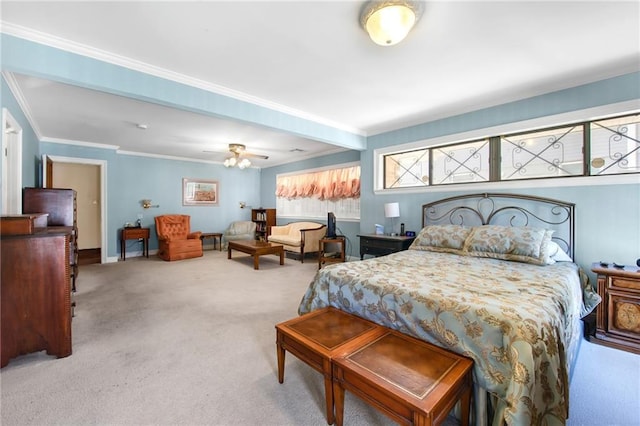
[120,227,150,260]
[357,234,416,260]
[318,236,346,269]
[590,262,640,354]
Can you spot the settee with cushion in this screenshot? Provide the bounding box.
[267,222,326,263]
[155,214,203,261]
[222,221,256,250]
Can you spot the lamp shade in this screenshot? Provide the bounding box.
[384,202,400,218]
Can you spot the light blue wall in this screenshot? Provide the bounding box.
[40,141,261,258]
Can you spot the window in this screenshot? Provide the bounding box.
[590,114,640,175]
[276,164,360,220]
[384,149,429,188]
[501,125,584,180]
[433,139,490,184]
[380,112,639,189]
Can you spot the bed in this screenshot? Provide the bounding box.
[298,193,600,426]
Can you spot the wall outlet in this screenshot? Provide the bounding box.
[137,214,143,220]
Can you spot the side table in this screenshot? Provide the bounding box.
[358,234,416,260]
[200,232,223,251]
[319,236,346,269]
[120,227,150,260]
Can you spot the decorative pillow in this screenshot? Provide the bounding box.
[462,225,551,265]
[409,225,472,255]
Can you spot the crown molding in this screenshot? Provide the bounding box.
[1,71,43,139]
[41,137,120,150]
[1,22,366,137]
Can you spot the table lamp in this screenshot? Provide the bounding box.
[384,202,400,236]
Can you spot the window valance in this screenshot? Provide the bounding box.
[275,166,360,200]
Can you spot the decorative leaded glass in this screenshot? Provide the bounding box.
[590,114,640,175]
[501,125,584,180]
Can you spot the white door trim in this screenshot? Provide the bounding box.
[44,155,110,264]
[2,108,22,215]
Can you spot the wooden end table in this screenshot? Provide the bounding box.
[200,232,223,251]
[332,329,474,426]
[275,308,386,425]
[228,239,284,270]
[318,236,346,269]
[120,227,150,260]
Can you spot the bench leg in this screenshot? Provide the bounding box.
[332,379,345,426]
[322,357,335,425]
[460,383,471,426]
[276,342,285,384]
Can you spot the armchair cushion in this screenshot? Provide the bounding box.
[267,222,326,263]
[155,215,203,261]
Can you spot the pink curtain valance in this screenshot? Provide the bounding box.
[275,166,360,201]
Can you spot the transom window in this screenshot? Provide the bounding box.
[381,112,639,189]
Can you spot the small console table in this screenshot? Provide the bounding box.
[358,234,416,260]
[120,227,150,260]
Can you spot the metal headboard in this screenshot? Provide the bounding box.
[422,193,575,260]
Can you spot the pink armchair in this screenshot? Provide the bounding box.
[155,215,203,261]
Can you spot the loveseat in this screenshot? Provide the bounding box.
[267,222,326,263]
[222,221,256,250]
[155,214,203,261]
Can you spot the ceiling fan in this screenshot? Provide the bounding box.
[205,143,269,169]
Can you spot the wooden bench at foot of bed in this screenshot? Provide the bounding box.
[276,308,474,426]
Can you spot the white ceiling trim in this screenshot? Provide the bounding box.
[1,71,43,140]
[42,136,120,151]
[1,22,366,137]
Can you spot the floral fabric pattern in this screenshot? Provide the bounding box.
[462,225,551,265]
[410,224,472,254]
[299,250,593,426]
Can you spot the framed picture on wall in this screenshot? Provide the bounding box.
[182,178,218,206]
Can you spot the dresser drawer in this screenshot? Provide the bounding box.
[610,276,640,292]
[122,228,149,239]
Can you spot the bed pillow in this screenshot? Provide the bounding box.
[462,225,552,265]
[409,224,472,255]
[543,240,573,264]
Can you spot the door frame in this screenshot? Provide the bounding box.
[2,108,23,215]
[44,155,109,264]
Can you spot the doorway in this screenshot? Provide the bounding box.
[2,108,22,215]
[44,155,108,264]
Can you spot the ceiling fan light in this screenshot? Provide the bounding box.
[238,158,251,169]
[361,1,423,46]
[224,157,237,168]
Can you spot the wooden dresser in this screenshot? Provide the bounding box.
[590,263,640,354]
[23,187,79,291]
[1,223,73,368]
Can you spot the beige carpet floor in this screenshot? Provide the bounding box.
[1,250,638,425]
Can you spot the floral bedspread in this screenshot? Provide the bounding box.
[299,250,596,426]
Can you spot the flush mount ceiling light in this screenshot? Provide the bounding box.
[360,0,424,46]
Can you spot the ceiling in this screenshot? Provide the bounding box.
[2,1,639,168]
